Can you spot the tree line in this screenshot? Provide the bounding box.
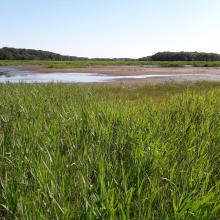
[139,52,220,61]
[0,47,134,61]
[1,47,220,61]
[0,47,87,61]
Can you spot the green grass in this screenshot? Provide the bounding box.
[1,60,220,68]
[0,82,220,219]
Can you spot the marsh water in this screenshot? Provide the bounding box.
[0,67,220,83]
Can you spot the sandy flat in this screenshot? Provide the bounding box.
[21,65,220,75]
[5,65,220,84]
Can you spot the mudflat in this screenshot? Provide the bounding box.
[1,65,220,84]
[23,65,220,75]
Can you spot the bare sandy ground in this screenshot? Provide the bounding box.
[24,65,220,76]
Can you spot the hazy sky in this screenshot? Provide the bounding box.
[1,0,220,58]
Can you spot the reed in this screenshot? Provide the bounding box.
[0,82,220,219]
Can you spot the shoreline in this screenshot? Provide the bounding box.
[12,65,220,76]
[1,65,220,84]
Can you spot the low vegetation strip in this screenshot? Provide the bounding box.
[0,83,220,219]
[2,60,220,68]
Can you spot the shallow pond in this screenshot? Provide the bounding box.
[0,67,220,83]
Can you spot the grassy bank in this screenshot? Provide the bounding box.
[0,82,220,219]
[1,60,220,68]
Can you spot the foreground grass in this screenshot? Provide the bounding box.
[1,60,220,68]
[0,82,220,219]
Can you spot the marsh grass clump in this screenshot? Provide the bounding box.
[0,82,220,219]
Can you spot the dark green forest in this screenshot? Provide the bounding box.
[140,51,220,61]
[1,47,220,61]
[0,47,87,61]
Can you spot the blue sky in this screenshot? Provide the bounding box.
[1,0,220,58]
